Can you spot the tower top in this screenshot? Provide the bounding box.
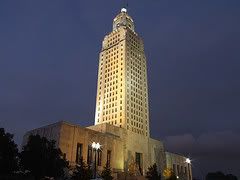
[112,8,134,31]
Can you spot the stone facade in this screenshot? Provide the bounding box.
[22,121,192,179]
[23,121,166,177]
[165,152,192,180]
[23,121,124,172]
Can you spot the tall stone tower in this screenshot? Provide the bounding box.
[94,8,150,137]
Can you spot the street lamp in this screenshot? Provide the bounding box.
[185,158,191,180]
[185,158,191,164]
[92,142,101,179]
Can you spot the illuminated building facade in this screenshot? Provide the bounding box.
[94,8,149,137]
[22,8,192,180]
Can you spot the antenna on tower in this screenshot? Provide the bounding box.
[123,0,128,10]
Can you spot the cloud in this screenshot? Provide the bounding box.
[164,134,195,152]
[164,131,240,178]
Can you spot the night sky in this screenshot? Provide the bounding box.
[1,1,240,178]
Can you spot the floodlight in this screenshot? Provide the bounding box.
[186,158,191,164]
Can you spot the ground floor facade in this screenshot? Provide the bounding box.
[22,121,192,180]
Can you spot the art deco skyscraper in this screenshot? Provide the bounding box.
[95,8,150,137]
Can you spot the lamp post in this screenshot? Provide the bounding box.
[92,142,101,179]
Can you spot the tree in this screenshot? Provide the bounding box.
[146,163,161,180]
[166,174,177,180]
[0,128,19,175]
[71,157,92,180]
[20,135,68,180]
[225,174,238,180]
[163,168,177,180]
[206,172,238,180]
[206,171,225,180]
[178,171,188,180]
[101,163,113,180]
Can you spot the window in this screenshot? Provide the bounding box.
[76,143,83,164]
[87,145,92,165]
[97,150,102,166]
[135,152,143,175]
[107,150,111,166]
[173,164,176,174]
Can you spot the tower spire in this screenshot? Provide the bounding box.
[122,0,128,11]
[113,6,134,31]
[121,7,127,13]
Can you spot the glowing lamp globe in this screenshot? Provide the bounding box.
[186,158,191,164]
[121,8,127,13]
[92,142,96,149]
[95,143,101,150]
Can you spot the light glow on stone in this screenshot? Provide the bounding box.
[92,142,96,149]
[95,142,101,150]
[92,142,101,150]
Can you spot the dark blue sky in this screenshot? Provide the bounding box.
[1,0,240,178]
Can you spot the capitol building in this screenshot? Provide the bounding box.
[23,8,192,180]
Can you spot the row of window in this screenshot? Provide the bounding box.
[130,126,147,136]
[103,107,122,115]
[128,108,145,118]
[103,76,122,85]
[127,91,147,103]
[128,66,144,76]
[100,112,122,118]
[103,97,120,105]
[128,89,145,98]
[128,116,148,130]
[101,90,122,100]
[101,117,122,123]
[105,121,122,128]
[76,143,111,167]
[127,33,140,49]
[98,108,146,122]
[129,92,144,99]
[107,33,120,43]
[106,38,120,47]
[128,101,144,110]
[105,52,123,59]
[128,56,144,66]
[104,43,123,55]
[128,86,147,96]
[127,96,147,106]
[173,164,188,175]
[127,50,146,64]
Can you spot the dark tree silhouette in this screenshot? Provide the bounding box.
[206,172,238,180]
[0,128,19,175]
[166,173,177,180]
[71,157,92,180]
[206,171,226,180]
[146,163,161,180]
[178,171,188,180]
[20,135,68,180]
[101,163,113,180]
[225,174,238,180]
